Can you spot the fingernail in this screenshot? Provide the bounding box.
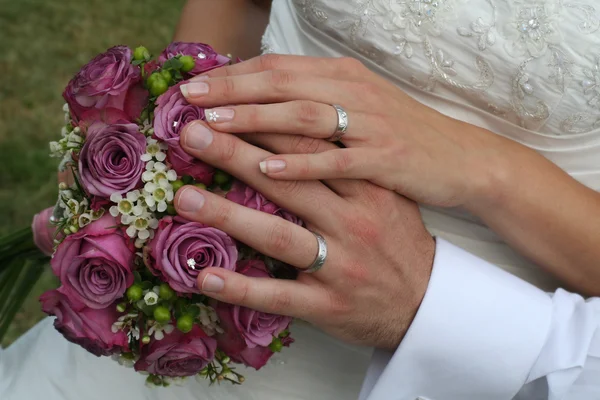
[201,274,225,292]
[177,187,205,212]
[180,82,209,98]
[184,123,213,150]
[206,108,235,123]
[259,160,287,174]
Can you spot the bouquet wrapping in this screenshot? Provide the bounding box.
[21,43,299,386]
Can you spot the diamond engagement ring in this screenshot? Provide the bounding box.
[302,232,328,274]
[328,104,348,142]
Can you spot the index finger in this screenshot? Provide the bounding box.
[199,54,359,80]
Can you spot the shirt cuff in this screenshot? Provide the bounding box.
[361,238,554,400]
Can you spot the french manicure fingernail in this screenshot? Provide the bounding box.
[177,187,205,212]
[206,108,235,123]
[259,160,287,174]
[180,82,209,98]
[201,274,225,292]
[185,123,213,150]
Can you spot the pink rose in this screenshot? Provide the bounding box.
[153,82,214,184]
[226,181,303,226]
[215,260,292,370]
[40,289,129,356]
[134,326,217,377]
[159,42,229,77]
[79,122,146,198]
[63,46,147,123]
[31,207,57,256]
[51,214,135,310]
[148,216,237,294]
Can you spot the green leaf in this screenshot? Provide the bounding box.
[162,57,184,71]
[132,59,145,66]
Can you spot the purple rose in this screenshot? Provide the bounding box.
[135,326,216,377]
[148,216,237,293]
[159,42,230,76]
[51,214,135,310]
[215,260,293,370]
[40,289,129,356]
[32,207,58,256]
[63,46,147,122]
[79,122,146,198]
[153,82,214,185]
[226,181,303,226]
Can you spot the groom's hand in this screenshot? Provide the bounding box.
[174,122,435,349]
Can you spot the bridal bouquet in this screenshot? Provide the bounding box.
[12,43,297,386]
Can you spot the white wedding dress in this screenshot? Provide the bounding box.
[2,0,600,399]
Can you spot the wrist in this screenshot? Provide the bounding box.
[462,129,516,216]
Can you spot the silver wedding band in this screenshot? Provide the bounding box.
[303,232,328,274]
[328,104,348,142]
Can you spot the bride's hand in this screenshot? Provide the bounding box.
[180,54,515,209]
[173,121,435,350]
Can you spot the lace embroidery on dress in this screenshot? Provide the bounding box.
[290,0,600,134]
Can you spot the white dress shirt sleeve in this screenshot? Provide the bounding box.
[359,238,600,400]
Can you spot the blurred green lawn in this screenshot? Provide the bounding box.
[0,0,186,346]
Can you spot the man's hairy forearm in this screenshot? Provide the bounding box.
[173,0,271,60]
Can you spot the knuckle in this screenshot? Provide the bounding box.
[265,222,294,255]
[273,179,304,198]
[213,202,233,227]
[331,151,352,173]
[336,57,365,75]
[268,287,292,314]
[233,280,251,305]
[290,135,322,154]
[245,106,261,128]
[267,69,296,91]
[218,136,238,163]
[352,81,380,102]
[221,77,236,98]
[294,101,321,128]
[325,291,351,316]
[343,215,381,246]
[258,54,282,71]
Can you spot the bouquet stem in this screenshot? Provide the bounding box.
[0,227,49,343]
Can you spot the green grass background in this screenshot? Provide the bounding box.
[0,0,187,346]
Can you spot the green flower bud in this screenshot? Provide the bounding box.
[278,329,290,338]
[66,124,74,133]
[153,305,172,324]
[121,352,135,360]
[180,55,195,73]
[160,69,173,84]
[213,170,232,187]
[171,179,184,192]
[69,225,79,234]
[149,75,168,97]
[116,302,127,313]
[63,228,71,235]
[166,204,177,215]
[239,376,245,383]
[221,356,231,364]
[194,183,207,190]
[159,283,175,301]
[58,182,68,190]
[133,46,150,61]
[142,335,151,344]
[176,314,194,333]
[126,284,144,302]
[269,337,283,353]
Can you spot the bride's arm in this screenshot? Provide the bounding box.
[178,55,600,296]
[173,0,271,59]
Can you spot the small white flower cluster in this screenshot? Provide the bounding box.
[109,137,177,248]
[111,353,137,368]
[56,185,104,235]
[139,119,154,137]
[196,304,223,336]
[49,104,84,158]
[147,319,175,341]
[110,190,159,248]
[111,312,140,341]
